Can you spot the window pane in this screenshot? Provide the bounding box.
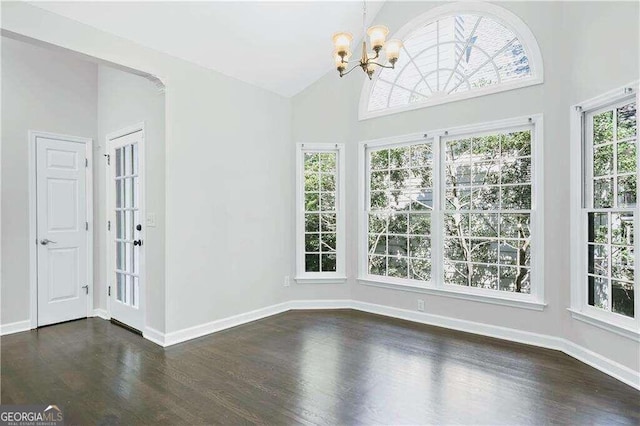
[305,213,319,232]
[320,174,336,192]
[304,153,319,172]
[617,141,637,174]
[588,276,609,310]
[409,258,431,281]
[304,172,319,192]
[305,192,319,211]
[319,153,336,172]
[321,253,337,272]
[388,256,408,278]
[588,212,608,243]
[369,255,386,276]
[617,175,636,207]
[612,281,634,317]
[611,212,634,245]
[593,144,613,176]
[593,178,614,208]
[408,213,431,235]
[593,110,613,144]
[321,233,337,252]
[320,192,336,211]
[305,233,319,252]
[305,254,320,272]
[370,149,389,170]
[617,103,637,140]
[502,131,531,157]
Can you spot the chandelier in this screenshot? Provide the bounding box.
[332,1,403,79]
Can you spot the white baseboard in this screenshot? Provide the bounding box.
[0,320,32,336]
[102,298,639,391]
[288,299,352,310]
[92,308,110,320]
[351,300,566,351]
[563,340,640,390]
[144,326,166,347]
[162,302,291,347]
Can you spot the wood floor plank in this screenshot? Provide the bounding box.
[1,310,638,425]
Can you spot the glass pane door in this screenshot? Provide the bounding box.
[114,142,140,308]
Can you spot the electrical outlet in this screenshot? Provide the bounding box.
[284,275,290,287]
[417,299,425,312]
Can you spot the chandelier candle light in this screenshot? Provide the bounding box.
[332,2,403,79]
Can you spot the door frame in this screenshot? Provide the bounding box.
[105,122,146,331]
[28,130,94,329]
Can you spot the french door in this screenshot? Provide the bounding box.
[108,129,145,332]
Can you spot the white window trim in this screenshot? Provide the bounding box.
[295,143,347,284]
[358,1,544,121]
[358,115,545,310]
[569,82,640,340]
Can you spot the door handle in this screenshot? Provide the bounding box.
[82,285,89,294]
[133,239,143,246]
[40,239,57,245]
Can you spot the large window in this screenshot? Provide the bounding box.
[359,2,543,120]
[367,143,433,281]
[359,116,543,307]
[443,130,532,294]
[571,86,638,336]
[296,144,346,283]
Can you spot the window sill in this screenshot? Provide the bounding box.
[295,276,347,285]
[567,309,640,342]
[358,277,547,311]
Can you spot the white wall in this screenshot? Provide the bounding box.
[0,36,98,324]
[97,65,166,332]
[291,1,639,372]
[1,1,293,334]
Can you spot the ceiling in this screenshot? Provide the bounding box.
[30,1,385,97]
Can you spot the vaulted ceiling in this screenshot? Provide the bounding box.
[30,1,385,97]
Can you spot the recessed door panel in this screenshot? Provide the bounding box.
[48,248,79,302]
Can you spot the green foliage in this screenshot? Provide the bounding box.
[303,151,338,273]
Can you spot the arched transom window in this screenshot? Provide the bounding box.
[360,3,543,119]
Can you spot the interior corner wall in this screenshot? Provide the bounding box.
[96,65,166,333]
[291,1,639,373]
[0,36,98,325]
[0,1,294,335]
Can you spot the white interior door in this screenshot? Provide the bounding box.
[108,129,145,332]
[36,135,90,326]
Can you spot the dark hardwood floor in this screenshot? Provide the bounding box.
[1,310,639,425]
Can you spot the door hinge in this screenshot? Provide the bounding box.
[85,158,89,168]
[104,153,110,165]
[107,220,111,231]
[108,286,111,296]
[85,222,89,231]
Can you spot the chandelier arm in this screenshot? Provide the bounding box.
[341,63,363,77]
[368,62,395,69]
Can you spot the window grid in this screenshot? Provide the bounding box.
[442,131,532,294]
[368,14,533,113]
[367,144,433,282]
[585,100,637,318]
[304,152,338,273]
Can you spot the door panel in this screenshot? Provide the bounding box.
[36,137,88,326]
[109,130,144,331]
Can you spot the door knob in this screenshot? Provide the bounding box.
[40,239,57,245]
[133,239,143,246]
